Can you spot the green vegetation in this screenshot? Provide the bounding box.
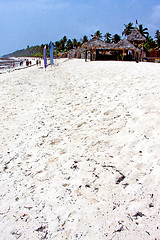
[93,30,103,39]
[3,22,160,58]
[104,32,112,43]
[112,34,121,43]
[122,22,134,36]
[138,24,149,37]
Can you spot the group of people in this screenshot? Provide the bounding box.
[36,59,41,66]
[26,59,32,66]
[12,58,42,69]
[12,59,34,69]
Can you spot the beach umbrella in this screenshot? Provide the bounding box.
[49,42,54,66]
[43,45,47,69]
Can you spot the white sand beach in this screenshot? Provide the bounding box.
[0,59,160,239]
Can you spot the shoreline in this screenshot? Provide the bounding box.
[1,57,159,74]
[0,59,160,239]
[0,57,39,74]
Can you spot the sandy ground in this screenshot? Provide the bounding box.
[0,59,160,240]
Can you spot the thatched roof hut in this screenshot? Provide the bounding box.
[113,38,140,52]
[82,36,111,50]
[82,36,113,60]
[127,28,146,44]
[68,47,85,59]
[112,38,140,61]
[75,47,85,58]
[68,49,76,58]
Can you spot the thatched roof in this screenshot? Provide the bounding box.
[127,28,146,42]
[113,38,140,52]
[82,36,111,50]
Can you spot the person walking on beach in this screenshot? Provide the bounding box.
[26,59,29,66]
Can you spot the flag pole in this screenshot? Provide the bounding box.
[49,42,54,67]
[43,45,47,70]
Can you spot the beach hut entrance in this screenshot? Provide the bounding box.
[116,50,135,61]
[96,49,116,60]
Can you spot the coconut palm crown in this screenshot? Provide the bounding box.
[122,22,134,36]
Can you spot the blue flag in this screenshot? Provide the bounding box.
[43,45,47,69]
[49,42,54,66]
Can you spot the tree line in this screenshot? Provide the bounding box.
[4,22,160,58]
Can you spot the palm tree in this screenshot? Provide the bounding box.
[155,30,160,39]
[77,42,82,48]
[55,41,60,50]
[122,22,134,36]
[82,35,88,44]
[104,32,112,43]
[155,30,160,47]
[138,24,148,37]
[72,38,78,48]
[62,36,67,45]
[112,34,121,43]
[41,44,44,50]
[61,36,68,51]
[93,30,103,39]
[66,39,73,50]
[60,39,65,51]
[144,34,156,50]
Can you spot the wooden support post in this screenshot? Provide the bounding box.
[85,49,87,62]
[122,49,125,61]
[90,50,93,61]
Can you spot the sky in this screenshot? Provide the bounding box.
[0,0,160,56]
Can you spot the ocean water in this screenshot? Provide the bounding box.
[0,58,38,73]
[0,58,21,72]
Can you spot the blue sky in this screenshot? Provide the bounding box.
[0,0,160,56]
